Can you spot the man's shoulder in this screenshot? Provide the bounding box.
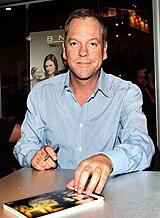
[29,74,68,98]
[102,72,141,99]
[104,72,136,87]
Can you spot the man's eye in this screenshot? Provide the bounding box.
[89,42,97,47]
[70,42,78,47]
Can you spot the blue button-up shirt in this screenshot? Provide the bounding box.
[13,69,154,175]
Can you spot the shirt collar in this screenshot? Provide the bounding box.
[62,71,71,95]
[62,68,111,98]
[95,68,111,98]
[64,71,70,88]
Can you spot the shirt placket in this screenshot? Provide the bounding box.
[76,105,86,164]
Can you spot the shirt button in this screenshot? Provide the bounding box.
[80,123,83,128]
[79,147,82,152]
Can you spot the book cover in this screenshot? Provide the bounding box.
[3,188,104,218]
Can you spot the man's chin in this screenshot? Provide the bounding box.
[76,75,93,80]
[70,69,100,81]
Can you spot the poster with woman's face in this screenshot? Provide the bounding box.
[30,29,65,89]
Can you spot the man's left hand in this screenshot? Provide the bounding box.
[66,153,113,195]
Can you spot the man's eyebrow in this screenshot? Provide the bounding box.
[89,38,100,42]
[67,37,100,42]
[68,38,77,41]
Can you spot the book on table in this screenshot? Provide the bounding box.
[3,188,104,217]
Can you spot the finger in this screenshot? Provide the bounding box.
[31,157,46,170]
[66,179,74,189]
[44,146,57,161]
[94,169,109,194]
[44,157,57,169]
[43,146,58,169]
[85,167,101,195]
[35,158,56,170]
[75,165,92,194]
[73,161,88,192]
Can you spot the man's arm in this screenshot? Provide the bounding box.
[13,88,58,169]
[67,84,155,195]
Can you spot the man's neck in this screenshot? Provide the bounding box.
[70,73,99,106]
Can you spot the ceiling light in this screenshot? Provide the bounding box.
[6,7,11,10]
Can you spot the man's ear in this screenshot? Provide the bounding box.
[103,41,108,60]
[62,42,67,60]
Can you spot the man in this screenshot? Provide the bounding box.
[142,67,156,143]
[139,66,160,170]
[136,66,148,89]
[14,9,154,195]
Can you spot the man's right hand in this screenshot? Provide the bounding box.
[31,145,58,170]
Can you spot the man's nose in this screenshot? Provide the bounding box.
[78,45,89,57]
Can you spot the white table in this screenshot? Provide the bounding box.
[0,168,160,218]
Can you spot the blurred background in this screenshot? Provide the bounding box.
[0,0,154,116]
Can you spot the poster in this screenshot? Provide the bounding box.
[30,29,65,89]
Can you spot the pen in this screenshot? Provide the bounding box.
[44,144,60,161]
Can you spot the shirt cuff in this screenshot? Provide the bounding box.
[105,149,129,175]
[25,149,38,167]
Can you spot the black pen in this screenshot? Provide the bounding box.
[44,144,60,161]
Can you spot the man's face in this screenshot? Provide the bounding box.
[62,18,107,80]
[137,68,148,88]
